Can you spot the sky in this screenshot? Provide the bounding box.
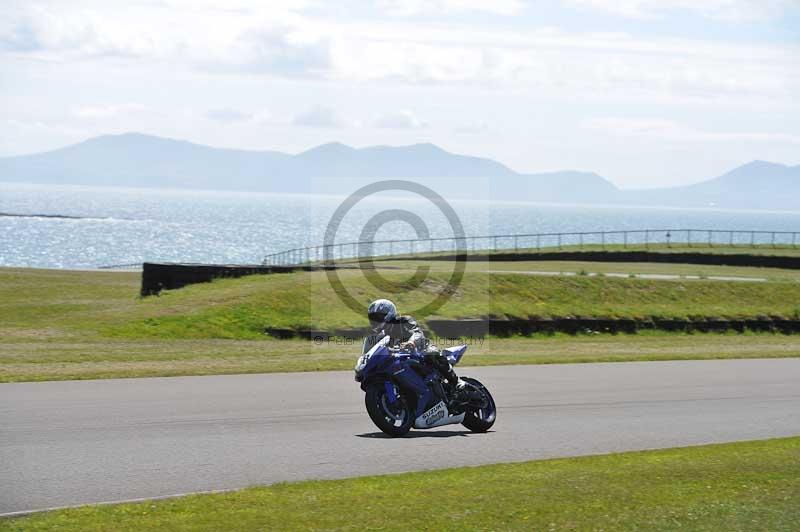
[1,0,798,188]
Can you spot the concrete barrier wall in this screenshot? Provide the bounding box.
[141,262,305,296]
[265,316,800,340]
[412,250,800,269]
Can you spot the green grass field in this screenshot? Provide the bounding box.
[378,258,800,281]
[4,436,798,531]
[5,265,798,339]
[1,266,800,381]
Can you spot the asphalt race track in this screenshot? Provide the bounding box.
[2,359,799,515]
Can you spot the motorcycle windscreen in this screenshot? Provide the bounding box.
[442,345,467,365]
[355,336,391,373]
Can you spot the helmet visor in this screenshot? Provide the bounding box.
[368,312,387,331]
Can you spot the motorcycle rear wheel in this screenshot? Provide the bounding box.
[460,377,497,433]
[365,383,413,437]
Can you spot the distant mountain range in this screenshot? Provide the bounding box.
[1,132,798,210]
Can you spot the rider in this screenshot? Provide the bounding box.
[364,299,461,391]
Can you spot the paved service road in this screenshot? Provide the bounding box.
[2,359,799,514]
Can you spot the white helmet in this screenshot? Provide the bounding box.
[367,299,397,331]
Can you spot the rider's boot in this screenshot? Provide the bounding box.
[441,362,466,409]
[444,365,460,390]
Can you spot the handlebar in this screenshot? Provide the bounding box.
[388,347,416,354]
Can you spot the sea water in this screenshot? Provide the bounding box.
[1,182,798,269]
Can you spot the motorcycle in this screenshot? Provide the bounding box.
[354,336,496,437]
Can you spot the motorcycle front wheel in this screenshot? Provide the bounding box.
[364,383,414,437]
[460,377,497,433]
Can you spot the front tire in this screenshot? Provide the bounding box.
[365,383,413,437]
[460,377,496,433]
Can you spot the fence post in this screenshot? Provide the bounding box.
[645,230,649,249]
[623,231,628,248]
[729,231,734,248]
[771,232,776,248]
[708,230,712,248]
[558,234,562,249]
[794,232,797,249]
[536,234,541,251]
[601,231,605,250]
[514,235,518,251]
[751,231,755,247]
[688,230,692,248]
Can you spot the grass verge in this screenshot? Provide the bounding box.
[4,436,799,531]
[2,332,800,382]
[378,259,800,281]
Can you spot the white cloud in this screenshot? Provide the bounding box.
[0,5,164,57]
[377,0,524,16]
[2,119,88,155]
[373,110,427,129]
[565,0,795,22]
[330,25,797,106]
[0,3,330,76]
[2,3,796,107]
[292,105,348,128]
[73,103,148,120]
[454,121,489,134]
[583,117,800,144]
[204,108,275,125]
[205,108,252,123]
[225,26,331,76]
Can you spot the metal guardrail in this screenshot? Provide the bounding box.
[98,263,142,271]
[262,229,800,266]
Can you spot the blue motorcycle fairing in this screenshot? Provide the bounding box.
[354,336,393,377]
[442,345,468,365]
[355,339,445,419]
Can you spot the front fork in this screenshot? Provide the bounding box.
[384,380,399,404]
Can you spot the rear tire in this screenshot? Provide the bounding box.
[365,383,413,437]
[460,377,496,433]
